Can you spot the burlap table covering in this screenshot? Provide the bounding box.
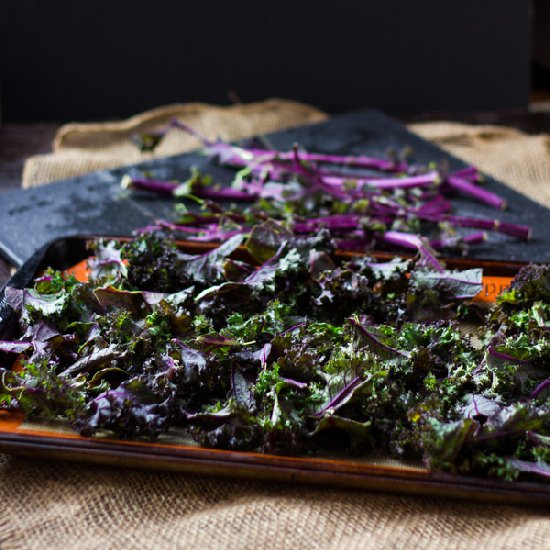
[2,100,548,549]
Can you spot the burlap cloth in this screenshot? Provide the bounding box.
[2,100,548,549]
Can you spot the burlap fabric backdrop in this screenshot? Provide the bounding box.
[2,100,548,549]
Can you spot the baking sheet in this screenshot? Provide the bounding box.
[0,236,547,506]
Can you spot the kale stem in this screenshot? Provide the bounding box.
[445,175,507,210]
[530,378,550,399]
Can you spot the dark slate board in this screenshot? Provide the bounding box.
[0,110,548,267]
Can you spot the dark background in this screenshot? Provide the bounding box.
[0,0,530,122]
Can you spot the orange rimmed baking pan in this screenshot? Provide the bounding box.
[0,236,547,507]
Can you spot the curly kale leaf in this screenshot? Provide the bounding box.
[0,359,87,421]
[410,268,483,300]
[506,263,550,304]
[78,376,177,438]
[422,402,550,479]
[245,220,293,263]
